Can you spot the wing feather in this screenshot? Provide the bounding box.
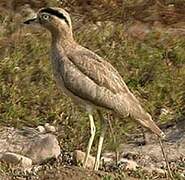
[60,56,128,115]
[68,47,130,95]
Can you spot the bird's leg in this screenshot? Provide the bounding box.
[108,114,119,165]
[94,110,107,171]
[83,113,96,168]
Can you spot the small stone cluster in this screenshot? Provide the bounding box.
[0,124,60,171]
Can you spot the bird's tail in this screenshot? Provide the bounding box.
[133,112,165,139]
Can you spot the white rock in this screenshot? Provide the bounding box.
[0,127,61,165]
[101,156,113,163]
[102,152,117,164]
[44,123,56,133]
[102,152,115,159]
[36,126,46,133]
[26,134,60,164]
[119,158,138,171]
[73,150,95,170]
[0,152,32,171]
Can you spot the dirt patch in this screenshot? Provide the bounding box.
[38,166,105,180]
[1,121,184,180]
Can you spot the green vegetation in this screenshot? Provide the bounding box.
[1,0,185,151]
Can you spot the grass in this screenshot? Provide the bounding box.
[1,0,185,147]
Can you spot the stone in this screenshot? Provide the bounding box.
[73,150,95,170]
[119,158,138,171]
[44,123,56,133]
[36,125,46,133]
[101,152,116,167]
[101,156,113,164]
[0,152,32,171]
[26,134,60,164]
[0,127,61,165]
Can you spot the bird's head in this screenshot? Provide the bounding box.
[24,7,72,38]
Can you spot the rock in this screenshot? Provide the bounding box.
[0,152,32,171]
[44,123,56,133]
[73,150,95,170]
[101,152,118,168]
[36,125,46,133]
[118,158,138,171]
[0,127,60,165]
[36,123,57,133]
[27,134,60,164]
[101,156,113,164]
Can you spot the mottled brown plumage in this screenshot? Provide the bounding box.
[24,7,165,170]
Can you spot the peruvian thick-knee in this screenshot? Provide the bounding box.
[24,7,165,171]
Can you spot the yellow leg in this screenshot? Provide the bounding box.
[94,111,107,171]
[83,113,96,168]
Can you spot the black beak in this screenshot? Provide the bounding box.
[24,17,37,24]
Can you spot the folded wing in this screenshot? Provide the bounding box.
[59,48,164,138]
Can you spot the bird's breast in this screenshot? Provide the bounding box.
[50,53,95,109]
[50,54,66,92]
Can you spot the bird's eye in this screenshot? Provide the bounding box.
[42,14,50,20]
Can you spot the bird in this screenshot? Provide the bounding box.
[24,7,165,171]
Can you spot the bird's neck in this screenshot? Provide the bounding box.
[51,30,76,51]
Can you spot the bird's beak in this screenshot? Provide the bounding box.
[24,15,38,24]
